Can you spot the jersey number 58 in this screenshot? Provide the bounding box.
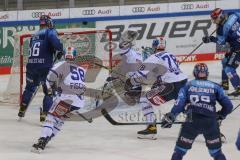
[70,65,85,82]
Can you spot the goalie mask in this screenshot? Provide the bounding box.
[39,15,54,28]
[152,36,166,52]
[193,63,209,80]
[64,47,77,61]
[119,29,139,50]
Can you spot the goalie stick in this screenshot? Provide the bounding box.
[75,111,93,123]
[101,109,184,125]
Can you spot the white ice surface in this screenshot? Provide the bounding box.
[0,61,240,160]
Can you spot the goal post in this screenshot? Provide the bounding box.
[2,28,113,105]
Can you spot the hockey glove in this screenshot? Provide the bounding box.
[202,36,216,43]
[102,77,118,99]
[56,50,64,60]
[124,78,134,91]
[216,111,225,126]
[161,112,175,128]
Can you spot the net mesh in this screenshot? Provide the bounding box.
[1,28,112,107]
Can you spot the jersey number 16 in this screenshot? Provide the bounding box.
[29,42,40,57]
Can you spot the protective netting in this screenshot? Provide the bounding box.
[1,28,112,107]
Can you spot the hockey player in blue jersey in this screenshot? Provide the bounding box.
[202,8,240,96]
[18,15,64,122]
[161,63,233,160]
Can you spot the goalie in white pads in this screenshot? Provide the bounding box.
[102,29,143,105]
[31,47,86,153]
[129,37,188,139]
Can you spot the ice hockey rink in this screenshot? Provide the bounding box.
[0,61,239,160]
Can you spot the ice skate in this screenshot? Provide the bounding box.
[17,104,27,121]
[137,124,157,140]
[221,80,229,91]
[228,87,240,99]
[31,137,49,153]
[40,108,47,122]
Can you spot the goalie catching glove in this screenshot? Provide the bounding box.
[102,77,120,99]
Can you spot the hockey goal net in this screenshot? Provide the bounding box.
[2,28,112,106]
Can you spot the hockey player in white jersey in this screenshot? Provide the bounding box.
[31,47,86,153]
[129,37,188,139]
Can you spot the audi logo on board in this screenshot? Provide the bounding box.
[82,9,96,15]
[181,4,194,10]
[32,12,45,18]
[132,7,145,13]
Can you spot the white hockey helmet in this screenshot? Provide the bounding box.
[64,47,77,60]
[152,36,166,52]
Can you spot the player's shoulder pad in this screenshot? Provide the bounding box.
[184,80,192,88]
[52,61,65,69]
[47,28,58,37]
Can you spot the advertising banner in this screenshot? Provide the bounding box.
[0,22,95,74]
[216,0,240,10]
[168,1,215,13]
[96,15,216,56]
[0,11,18,22]
[18,8,69,21]
[70,6,119,18]
[0,0,240,74]
[120,3,168,16]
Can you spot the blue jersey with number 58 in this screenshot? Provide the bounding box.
[171,79,233,117]
[27,28,63,70]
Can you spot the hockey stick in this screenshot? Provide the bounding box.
[94,62,126,80]
[75,111,93,123]
[179,29,216,64]
[232,103,240,113]
[101,109,183,125]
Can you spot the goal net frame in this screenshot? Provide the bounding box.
[5,29,113,105]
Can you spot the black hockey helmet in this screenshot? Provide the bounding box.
[39,15,54,28]
[193,63,209,80]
